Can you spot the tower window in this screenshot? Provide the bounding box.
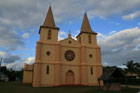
[46,51,50,56]
[89,54,92,58]
[46,65,49,74]
[48,30,51,40]
[79,37,81,43]
[91,67,93,75]
[88,35,91,44]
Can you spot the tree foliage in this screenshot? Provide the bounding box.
[124,61,140,78]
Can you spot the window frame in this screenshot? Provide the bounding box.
[46,65,49,74]
[48,30,51,40]
[88,34,91,44]
[91,67,93,75]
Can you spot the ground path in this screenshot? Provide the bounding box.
[121,85,140,89]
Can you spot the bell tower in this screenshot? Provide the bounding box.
[33,6,60,87]
[77,13,97,46]
[39,6,59,43]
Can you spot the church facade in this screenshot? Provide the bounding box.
[23,6,103,87]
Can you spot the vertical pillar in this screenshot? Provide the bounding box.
[96,47,103,86]
[33,63,41,87]
[33,42,42,87]
[96,47,103,77]
[96,47,102,65]
[80,46,87,85]
[35,41,42,63]
[54,44,61,86]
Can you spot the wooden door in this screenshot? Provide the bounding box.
[65,70,74,85]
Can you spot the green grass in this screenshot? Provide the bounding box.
[0,81,140,93]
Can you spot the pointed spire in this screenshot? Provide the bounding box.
[80,13,92,32]
[43,6,56,27]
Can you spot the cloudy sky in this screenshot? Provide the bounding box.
[0,0,140,70]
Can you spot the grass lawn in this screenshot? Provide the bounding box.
[0,81,140,93]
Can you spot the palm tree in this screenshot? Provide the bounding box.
[124,61,136,76]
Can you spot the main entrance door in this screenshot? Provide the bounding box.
[65,70,74,85]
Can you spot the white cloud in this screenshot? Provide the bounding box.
[58,31,67,40]
[97,33,106,39]
[123,10,140,20]
[72,30,80,40]
[109,31,116,35]
[0,51,7,57]
[6,57,35,70]
[98,27,140,66]
[24,57,35,64]
[59,31,67,36]
[138,23,140,26]
[22,33,30,38]
[6,62,23,70]
[58,36,64,41]
[0,0,140,28]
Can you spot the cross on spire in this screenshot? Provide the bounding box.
[69,30,71,34]
[68,30,71,38]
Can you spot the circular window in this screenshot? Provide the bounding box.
[89,54,92,58]
[69,41,71,44]
[46,51,50,56]
[65,50,75,61]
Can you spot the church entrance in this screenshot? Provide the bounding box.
[65,70,74,85]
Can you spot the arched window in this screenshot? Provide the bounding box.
[79,37,81,43]
[91,67,93,75]
[46,65,49,74]
[48,30,51,40]
[88,35,91,44]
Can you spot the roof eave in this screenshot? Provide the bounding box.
[39,26,60,34]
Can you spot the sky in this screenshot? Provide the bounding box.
[0,0,140,70]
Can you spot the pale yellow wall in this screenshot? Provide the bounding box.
[77,34,97,47]
[31,29,102,86]
[87,66,98,85]
[24,9,103,87]
[61,65,80,85]
[60,47,80,65]
[60,38,80,65]
[41,44,55,63]
[40,64,55,85]
[23,70,33,83]
[60,38,80,47]
[86,48,97,65]
[40,28,58,43]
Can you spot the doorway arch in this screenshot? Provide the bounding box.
[65,70,75,85]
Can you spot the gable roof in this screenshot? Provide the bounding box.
[98,68,126,81]
[59,37,80,46]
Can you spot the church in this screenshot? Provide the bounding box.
[23,6,103,87]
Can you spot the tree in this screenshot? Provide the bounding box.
[124,61,136,76]
[134,62,140,78]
